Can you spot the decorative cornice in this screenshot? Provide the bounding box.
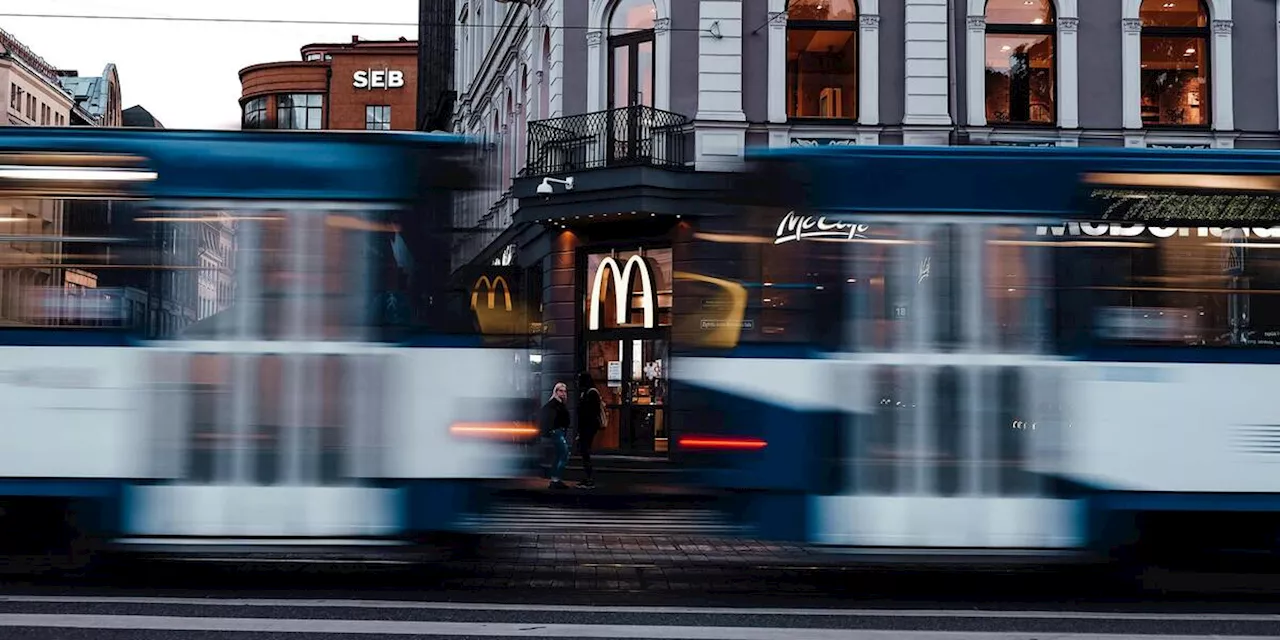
[966,16,986,30]
[1212,19,1233,35]
[1059,17,1079,33]
[586,30,602,46]
[655,17,671,34]
[768,11,787,29]
[1122,18,1142,34]
[860,14,880,30]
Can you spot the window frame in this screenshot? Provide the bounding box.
[365,105,392,130]
[983,0,1058,127]
[784,3,860,123]
[242,97,268,130]
[1138,0,1212,129]
[276,93,324,131]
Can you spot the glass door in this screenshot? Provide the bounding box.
[584,337,667,454]
[607,30,654,163]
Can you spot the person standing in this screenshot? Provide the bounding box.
[575,372,604,489]
[539,382,571,490]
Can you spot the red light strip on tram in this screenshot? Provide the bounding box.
[677,435,768,451]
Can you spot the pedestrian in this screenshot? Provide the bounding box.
[540,381,571,490]
[575,372,604,489]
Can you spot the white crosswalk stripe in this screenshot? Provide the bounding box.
[0,596,1274,639]
[458,503,745,535]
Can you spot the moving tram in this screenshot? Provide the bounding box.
[674,145,1280,566]
[0,128,531,570]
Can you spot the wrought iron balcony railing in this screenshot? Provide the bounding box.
[524,105,690,177]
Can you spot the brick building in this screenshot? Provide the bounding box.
[238,36,418,131]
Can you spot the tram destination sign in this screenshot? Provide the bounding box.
[1078,172,1280,225]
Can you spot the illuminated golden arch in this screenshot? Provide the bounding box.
[588,255,656,330]
[471,275,513,311]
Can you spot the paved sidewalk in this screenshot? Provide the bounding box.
[477,533,816,567]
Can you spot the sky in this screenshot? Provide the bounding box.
[2,0,419,129]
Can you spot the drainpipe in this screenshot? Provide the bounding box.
[324,67,333,129]
[947,1,960,145]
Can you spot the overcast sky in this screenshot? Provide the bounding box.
[2,0,419,129]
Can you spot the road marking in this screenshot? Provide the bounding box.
[0,596,1277,621]
[0,614,1273,639]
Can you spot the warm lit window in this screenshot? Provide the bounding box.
[984,0,1056,125]
[607,0,657,110]
[242,97,268,129]
[277,94,323,130]
[786,0,857,120]
[365,105,391,130]
[1140,0,1209,127]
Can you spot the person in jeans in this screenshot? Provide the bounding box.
[575,372,604,489]
[539,381,571,490]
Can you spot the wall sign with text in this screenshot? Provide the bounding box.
[353,69,405,90]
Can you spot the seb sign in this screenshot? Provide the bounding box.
[353,69,405,90]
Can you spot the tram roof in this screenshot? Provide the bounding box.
[0,127,477,203]
[742,145,1280,217]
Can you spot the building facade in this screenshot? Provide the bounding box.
[450,0,1280,458]
[239,37,419,131]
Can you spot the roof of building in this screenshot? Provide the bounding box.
[122,105,164,129]
[58,64,117,121]
[0,27,62,85]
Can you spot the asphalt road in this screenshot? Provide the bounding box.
[3,533,1280,638]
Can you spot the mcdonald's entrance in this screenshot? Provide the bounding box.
[580,247,671,456]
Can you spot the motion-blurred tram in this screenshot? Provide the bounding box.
[0,128,532,570]
[673,145,1280,566]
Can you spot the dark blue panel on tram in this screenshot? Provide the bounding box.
[0,127,474,202]
[746,145,1280,217]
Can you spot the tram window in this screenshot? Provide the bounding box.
[1055,227,1280,348]
[0,196,201,336]
[845,223,921,352]
[929,225,963,351]
[675,213,844,350]
[985,225,1050,352]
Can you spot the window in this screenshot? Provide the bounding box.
[305,52,322,61]
[984,0,1056,125]
[1139,0,1209,127]
[607,0,656,110]
[786,0,857,120]
[1051,225,1280,350]
[242,97,268,129]
[365,105,391,130]
[277,94,323,130]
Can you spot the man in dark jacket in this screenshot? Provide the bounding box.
[539,382,571,490]
[576,372,603,489]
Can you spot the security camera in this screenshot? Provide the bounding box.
[537,176,574,195]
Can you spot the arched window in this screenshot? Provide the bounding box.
[540,29,552,118]
[608,0,656,110]
[786,0,857,120]
[984,0,1055,125]
[1139,0,1209,126]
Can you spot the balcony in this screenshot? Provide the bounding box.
[524,105,690,177]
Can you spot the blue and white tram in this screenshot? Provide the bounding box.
[673,145,1280,565]
[0,128,532,568]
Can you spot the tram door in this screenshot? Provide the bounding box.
[130,207,395,538]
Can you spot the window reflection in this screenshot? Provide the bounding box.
[242,97,267,129]
[1054,227,1280,349]
[1139,0,1209,126]
[984,0,1055,125]
[786,0,858,120]
[276,94,323,130]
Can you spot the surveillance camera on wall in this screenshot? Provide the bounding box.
[537,176,574,195]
